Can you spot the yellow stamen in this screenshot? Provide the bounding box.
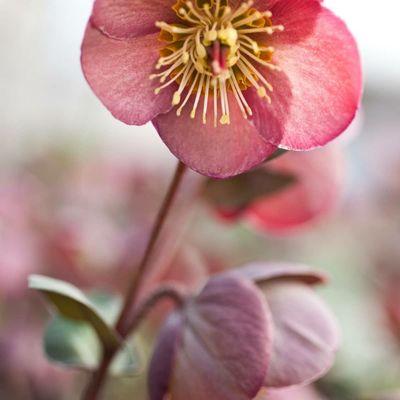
[152,0,283,126]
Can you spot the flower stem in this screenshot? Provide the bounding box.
[81,161,187,400]
[115,160,187,337]
[124,284,186,335]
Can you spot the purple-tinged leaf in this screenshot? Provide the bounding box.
[254,386,324,400]
[261,282,339,388]
[148,312,183,400]
[149,275,272,400]
[230,262,327,286]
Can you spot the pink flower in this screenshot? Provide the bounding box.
[210,145,344,233]
[81,0,361,178]
[148,263,339,399]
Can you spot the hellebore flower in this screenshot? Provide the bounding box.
[81,0,362,178]
[148,263,339,400]
[207,145,344,233]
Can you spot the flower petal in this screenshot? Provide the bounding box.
[230,262,326,286]
[264,0,322,43]
[245,146,344,232]
[246,6,362,149]
[152,94,277,178]
[148,312,183,400]
[81,24,174,125]
[261,281,340,387]
[255,386,324,400]
[91,0,176,40]
[167,275,272,400]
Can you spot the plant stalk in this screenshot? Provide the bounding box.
[81,161,187,400]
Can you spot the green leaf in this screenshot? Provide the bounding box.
[204,168,297,210]
[44,316,141,376]
[29,275,120,350]
[44,317,100,370]
[39,292,141,376]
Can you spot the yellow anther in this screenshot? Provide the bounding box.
[220,114,230,124]
[172,92,181,105]
[196,43,207,58]
[204,29,218,43]
[218,27,238,47]
[182,52,190,64]
[257,86,267,98]
[153,0,282,126]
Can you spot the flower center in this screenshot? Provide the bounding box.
[151,0,284,126]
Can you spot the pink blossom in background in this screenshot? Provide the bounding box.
[148,263,339,400]
[0,319,74,398]
[212,145,344,233]
[246,146,344,233]
[81,0,361,178]
[36,155,203,289]
[0,176,44,298]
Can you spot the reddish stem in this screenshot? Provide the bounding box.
[125,284,186,335]
[81,161,187,400]
[115,161,186,337]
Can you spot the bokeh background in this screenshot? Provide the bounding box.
[1,1,400,399]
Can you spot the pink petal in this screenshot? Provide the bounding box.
[246,6,362,149]
[81,24,174,125]
[152,94,277,178]
[245,146,344,232]
[255,386,324,400]
[230,262,327,286]
[149,275,272,400]
[261,281,340,388]
[148,312,183,400]
[257,0,323,44]
[91,0,176,40]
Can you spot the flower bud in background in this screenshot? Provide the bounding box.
[205,145,344,234]
[148,263,339,400]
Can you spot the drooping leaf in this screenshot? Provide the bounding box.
[149,275,271,400]
[42,290,141,375]
[230,262,326,286]
[204,168,296,211]
[44,317,100,370]
[260,281,339,388]
[44,316,141,375]
[29,275,120,350]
